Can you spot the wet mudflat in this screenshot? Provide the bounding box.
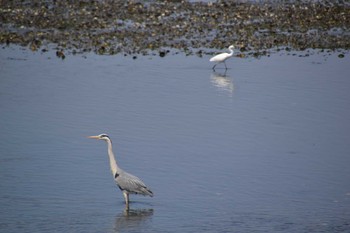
[1,1,349,57]
[0,46,349,232]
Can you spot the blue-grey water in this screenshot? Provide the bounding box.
[1,46,349,233]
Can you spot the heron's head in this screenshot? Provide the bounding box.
[88,133,111,141]
[229,45,234,50]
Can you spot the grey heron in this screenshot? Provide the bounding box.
[88,134,153,209]
[210,45,234,70]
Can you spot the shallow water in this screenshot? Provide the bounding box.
[1,47,350,233]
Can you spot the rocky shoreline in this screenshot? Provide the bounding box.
[1,0,349,57]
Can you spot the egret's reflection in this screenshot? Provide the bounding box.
[210,70,234,95]
[113,208,154,232]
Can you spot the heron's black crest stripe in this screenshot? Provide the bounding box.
[114,173,119,179]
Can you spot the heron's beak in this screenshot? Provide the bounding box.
[88,135,100,139]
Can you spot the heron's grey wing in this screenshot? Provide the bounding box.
[115,171,153,197]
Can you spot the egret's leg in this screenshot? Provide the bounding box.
[224,61,227,69]
[212,64,217,70]
[123,192,129,209]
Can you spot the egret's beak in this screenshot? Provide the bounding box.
[88,135,100,139]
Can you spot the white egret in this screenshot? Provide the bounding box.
[209,45,235,70]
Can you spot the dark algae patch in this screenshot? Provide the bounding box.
[1,0,349,57]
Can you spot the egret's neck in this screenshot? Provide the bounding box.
[106,140,119,175]
[228,48,234,56]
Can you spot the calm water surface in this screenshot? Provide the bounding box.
[0,47,350,232]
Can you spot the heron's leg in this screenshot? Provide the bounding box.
[123,192,129,209]
[224,61,227,69]
[212,64,217,70]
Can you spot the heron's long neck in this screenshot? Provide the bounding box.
[106,140,119,175]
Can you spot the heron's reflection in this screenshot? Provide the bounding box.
[210,70,234,95]
[113,208,154,232]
